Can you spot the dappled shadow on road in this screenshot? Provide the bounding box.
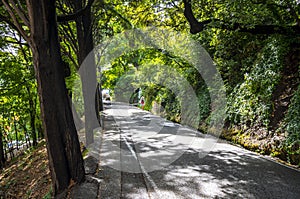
[95,103,300,199]
[148,147,300,199]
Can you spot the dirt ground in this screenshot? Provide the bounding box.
[0,141,51,198]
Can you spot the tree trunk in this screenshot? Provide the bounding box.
[21,124,31,148]
[36,115,44,139]
[29,108,36,146]
[74,0,99,146]
[27,0,85,195]
[13,115,18,150]
[26,86,37,146]
[95,83,104,126]
[0,130,5,169]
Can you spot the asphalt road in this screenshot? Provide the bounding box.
[94,102,300,199]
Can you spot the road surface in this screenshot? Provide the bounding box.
[90,102,300,199]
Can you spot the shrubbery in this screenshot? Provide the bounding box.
[284,84,300,165]
[226,36,289,128]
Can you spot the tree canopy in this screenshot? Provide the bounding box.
[0,0,299,197]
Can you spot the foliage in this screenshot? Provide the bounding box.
[100,40,212,125]
[0,0,299,175]
[226,36,290,128]
[284,83,300,164]
[0,47,39,155]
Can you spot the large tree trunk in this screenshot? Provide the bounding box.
[27,0,85,195]
[74,0,99,146]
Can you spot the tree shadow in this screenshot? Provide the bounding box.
[95,103,300,199]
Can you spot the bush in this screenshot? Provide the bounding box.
[226,36,289,128]
[284,84,300,165]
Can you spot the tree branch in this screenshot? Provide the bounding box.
[0,13,19,32]
[58,24,78,54]
[183,0,300,35]
[285,1,300,26]
[1,0,29,41]
[61,43,78,68]
[8,0,30,27]
[3,39,28,46]
[17,34,30,63]
[101,3,133,29]
[57,0,95,22]
[183,0,211,34]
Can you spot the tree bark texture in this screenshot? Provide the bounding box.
[73,0,99,146]
[27,0,85,195]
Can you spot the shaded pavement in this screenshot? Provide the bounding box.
[71,102,300,199]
